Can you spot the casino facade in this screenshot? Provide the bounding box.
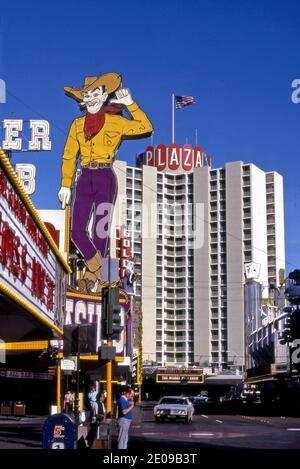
[0,148,69,414]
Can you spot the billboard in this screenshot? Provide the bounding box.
[58,73,152,295]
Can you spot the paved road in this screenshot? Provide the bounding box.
[126,407,300,449]
[0,417,44,449]
[1,410,300,449]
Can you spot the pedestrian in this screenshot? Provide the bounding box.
[88,385,98,421]
[97,391,106,420]
[117,386,135,449]
[63,389,74,413]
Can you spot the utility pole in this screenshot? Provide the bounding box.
[106,344,113,417]
[101,238,123,417]
[74,326,81,423]
[56,360,61,413]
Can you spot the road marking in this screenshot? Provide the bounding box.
[201,414,209,419]
[287,428,300,431]
[191,433,214,437]
[216,420,223,424]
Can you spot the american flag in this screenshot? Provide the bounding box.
[175,95,195,109]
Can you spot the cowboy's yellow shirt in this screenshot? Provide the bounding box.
[61,102,153,188]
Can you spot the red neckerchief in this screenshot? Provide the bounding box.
[84,105,121,140]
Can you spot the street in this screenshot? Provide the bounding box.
[0,417,44,449]
[1,406,300,449]
[128,407,300,449]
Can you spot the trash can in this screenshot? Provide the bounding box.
[43,413,77,449]
[13,401,26,416]
[0,401,12,416]
[91,418,112,449]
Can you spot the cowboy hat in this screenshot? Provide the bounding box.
[64,72,122,102]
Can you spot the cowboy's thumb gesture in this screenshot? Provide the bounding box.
[110,88,134,107]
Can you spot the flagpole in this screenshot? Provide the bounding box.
[172,93,175,144]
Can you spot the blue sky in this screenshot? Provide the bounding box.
[0,0,300,270]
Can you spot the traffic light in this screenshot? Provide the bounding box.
[102,287,123,340]
[279,307,293,345]
[63,324,97,355]
[286,270,300,304]
[111,302,122,340]
[63,325,79,355]
[48,344,59,365]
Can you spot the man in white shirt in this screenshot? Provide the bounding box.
[88,386,98,421]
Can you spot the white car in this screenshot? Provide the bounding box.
[154,396,194,423]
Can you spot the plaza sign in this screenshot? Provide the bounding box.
[138,144,212,173]
[0,119,51,151]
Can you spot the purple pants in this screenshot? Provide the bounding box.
[71,167,117,260]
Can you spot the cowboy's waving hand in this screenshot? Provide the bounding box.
[110,88,134,107]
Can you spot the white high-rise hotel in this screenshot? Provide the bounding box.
[112,149,285,370]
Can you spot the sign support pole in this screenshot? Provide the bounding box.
[138,348,142,405]
[106,348,113,417]
[106,237,113,417]
[56,360,61,413]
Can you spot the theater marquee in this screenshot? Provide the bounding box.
[156,370,204,384]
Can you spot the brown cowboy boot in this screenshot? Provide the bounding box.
[78,251,102,293]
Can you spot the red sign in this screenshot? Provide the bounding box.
[54,426,64,436]
[0,164,65,327]
[0,170,49,256]
[116,227,132,279]
[0,169,55,312]
[182,144,193,171]
[140,144,212,172]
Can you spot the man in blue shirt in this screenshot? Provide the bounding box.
[117,386,134,449]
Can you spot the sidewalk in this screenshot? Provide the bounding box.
[0,415,47,425]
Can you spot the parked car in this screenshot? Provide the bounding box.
[188,394,209,404]
[154,396,194,423]
[220,393,241,405]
